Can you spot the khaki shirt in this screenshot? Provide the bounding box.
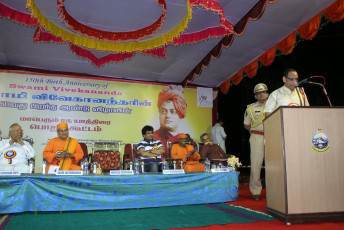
[244,102,265,132]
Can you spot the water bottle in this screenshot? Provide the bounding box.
[134,158,140,174]
[204,158,210,173]
[80,159,85,171]
[29,159,34,173]
[129,161,133,171]
[42,159,47,174]
[173,160,177,170]
[140,161,145,173]
[180,160,183,169]
[162,158,167,170]
[83,158,89,175]
[92,159,97,174]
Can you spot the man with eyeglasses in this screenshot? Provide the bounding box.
[199,133,233,166]
[0,123,36,173]
[243,83,269,201]
[265,68,309,116]
[43,122,84,172]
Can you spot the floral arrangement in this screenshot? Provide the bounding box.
[227,156,242,168]
[96,163,103,175]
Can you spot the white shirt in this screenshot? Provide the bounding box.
[0,139,36,173]
[211,123,227,152]
[265,86,309,113]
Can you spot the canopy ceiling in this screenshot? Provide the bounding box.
[0,0,337,88]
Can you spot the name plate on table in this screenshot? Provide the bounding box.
[56,170,83,176]
[110,170,134,175]
[162,169,185,174]
[211,168,230,173]
[0,171,21,176]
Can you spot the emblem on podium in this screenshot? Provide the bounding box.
[312,129,329,152]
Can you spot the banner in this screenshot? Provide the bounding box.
[0,71,212,172]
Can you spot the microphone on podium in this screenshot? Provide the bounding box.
[295,76,333,107]
[294,78,310,87]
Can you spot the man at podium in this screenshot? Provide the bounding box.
[265,68,309,116]
[243,83,269,201]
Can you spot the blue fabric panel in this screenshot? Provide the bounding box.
[0,172,239,213]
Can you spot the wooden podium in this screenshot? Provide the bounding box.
[264,107,344,223]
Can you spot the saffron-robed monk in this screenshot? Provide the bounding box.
[43,122,83,172]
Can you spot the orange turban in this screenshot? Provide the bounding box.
[177,133,187,139]
[157,85,187,118]
[57,122,68,130]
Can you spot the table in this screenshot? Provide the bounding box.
[0,172,239,213]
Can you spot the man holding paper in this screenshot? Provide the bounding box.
[170,133,204,172]
[43,122,83,172]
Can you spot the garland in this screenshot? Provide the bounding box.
[57,0,167,42]
[0,2,37,26]
[26,0,193,52]
[190,0,233,32]
[1,1,234,65]
[33,28,167,66]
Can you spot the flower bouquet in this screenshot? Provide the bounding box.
[227,156,242,172]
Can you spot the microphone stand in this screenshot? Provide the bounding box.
[307,82,333,107]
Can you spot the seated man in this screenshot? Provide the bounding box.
[138,125,165,172]
[199,133,233,166]
[185,133,198,152]
[0,123,36,173]
[43,122,84,172]
[171,133,204,172]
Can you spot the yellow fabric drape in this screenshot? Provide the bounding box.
[26,0,193,52]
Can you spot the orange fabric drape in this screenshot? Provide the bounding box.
[259,46,276,66]
[243,59,258,78]
[220,79,231,94]
[231,69,244,85]
[277,31,296,55]
[214,0,344,94]
[323,0,344,22]
[298,14,321,40]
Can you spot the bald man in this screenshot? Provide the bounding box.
[0,123,35,173]
[170,133,204,172]
[43,122,83,172]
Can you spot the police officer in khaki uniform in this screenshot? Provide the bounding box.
[243,83,269,201]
